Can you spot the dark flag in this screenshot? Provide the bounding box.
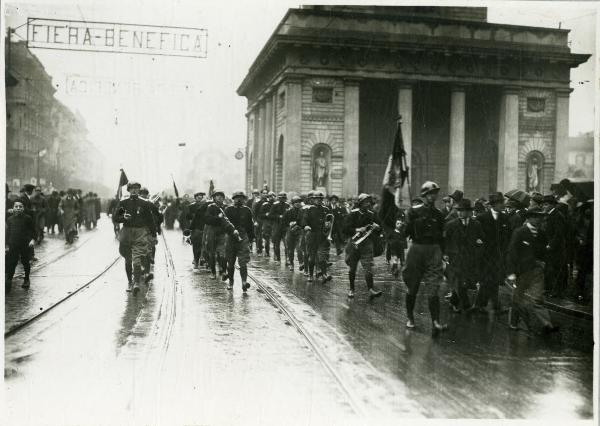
[171,175,180,199]
[116,168,128,200]
[208,179,214,197]
[379,116,410,227]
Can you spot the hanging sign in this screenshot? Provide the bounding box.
[27,18,207,58]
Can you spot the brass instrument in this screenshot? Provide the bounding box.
[351,224,374,248]
[324,213,335,242]
[183,229,192,245]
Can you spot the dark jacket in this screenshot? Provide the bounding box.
[189,201,209,230]
[114,196,156,233]
[301,204,330,233]
[268,201,290,224]
[544,208,566,256]
[259,201,274,221]
[344,208,380,237]
[444,217,484,278]
[204,202,228,234]
[6,213,35,247]
[506,224,548,276]
[282,206,303,229]
[476,209,511,260]
[405,202,444,246]
[224,205,255,240]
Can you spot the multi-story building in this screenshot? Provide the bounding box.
[237,6,590,201]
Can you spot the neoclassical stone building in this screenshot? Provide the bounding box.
[237,6,589,200]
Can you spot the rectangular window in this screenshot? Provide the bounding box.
[312,87,333,103]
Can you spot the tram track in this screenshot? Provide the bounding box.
[4,256,121,338]
[13,230,96,279]
[244,268,366,417]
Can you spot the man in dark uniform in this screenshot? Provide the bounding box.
[5,200,36,292]
[269,192,290,263]
[246,189,260,252]
[507,207,559,334]
[224,191,255,291]
[542,194,567,298]
[329,194,347,255]
[139,187,161,281]
[344,193,383,299]
[403,181,448,336]
[443,199,484,312]
[204,190,229,280]
[299,191,314,275]
[301,190,331,283]
[258,191,276,258]
[252,189,268,255]
[474,192,511,313]
[188,192,208,272]
[283,195,304,272]
[113,182,156,294]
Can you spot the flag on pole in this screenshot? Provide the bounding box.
[208,179,214,197]
[171,174,180,199]
[116,168,128,200]
[379,116,410,227]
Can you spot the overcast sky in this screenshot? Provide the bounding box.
[4,0,597,194]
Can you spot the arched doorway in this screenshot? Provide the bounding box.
[274,135,283,192]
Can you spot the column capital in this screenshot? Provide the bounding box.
[555,87,574,97]
[502,85,521,95]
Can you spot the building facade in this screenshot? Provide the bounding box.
[5,39,106,194]
[237,6,589,201]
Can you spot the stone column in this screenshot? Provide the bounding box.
[343,79,360,197]
[448,85,466,194]
[264,96,273,189]
[497,86,520,193]
[251,108,259,190]
[283,77,303,192]
[554,88,572,182]
[256,101,266,188]
[269,91,278,189]
[397,82,413,205]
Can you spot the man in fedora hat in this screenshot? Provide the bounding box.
[444,190,464,222]
[474,192,511,313]
[542,194,568,298]
[507,207,558,334]
[403,181,448,336]
[443,198,484,312]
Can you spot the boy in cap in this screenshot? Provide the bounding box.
[507,207,558,334]
[443,199,484,312]
[5,200,36,292]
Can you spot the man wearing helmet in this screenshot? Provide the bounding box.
[301,190,331,283]
[258,191,276,257]
[269,192,290,263]
[344,193,383,300]
[187,192,208,272]
[204,190,229,280]
[403,181,448,336]
[282,195,304,271]
[252,189,269,255]
[329,194,347,256]
[224,191,255,291]
[114,182,157,294]
[139,186,162,282]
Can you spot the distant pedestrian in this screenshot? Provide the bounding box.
[59,189,79,244]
